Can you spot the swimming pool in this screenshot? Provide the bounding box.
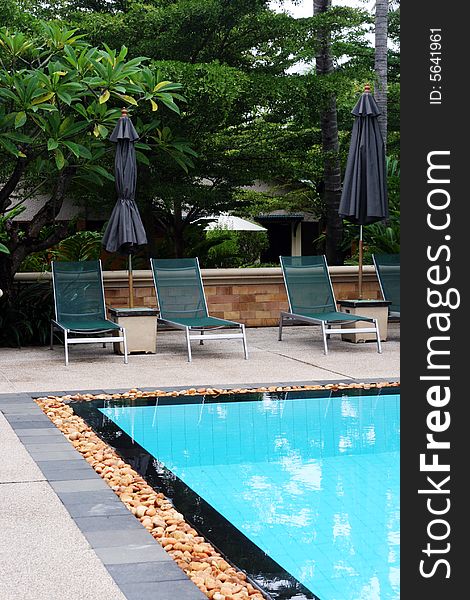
[82,388,399,600]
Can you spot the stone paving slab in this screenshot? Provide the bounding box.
[120,579,207,600]
[74,514,153,533]
[0,477,125,600]
[107,561,190,584]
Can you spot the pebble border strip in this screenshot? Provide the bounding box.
[35,381,399,600]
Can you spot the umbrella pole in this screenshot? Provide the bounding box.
[358,225,363,300]
[128,254,134,308]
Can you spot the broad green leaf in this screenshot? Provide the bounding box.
[158,97,180,115]
[56,90,72,105]
[14,111,27,128]
[32,92,55,105]
[63,141,92,159]
[99,90,110,104]
[54,148,65,170]
[88,165,114,180]
[153,81,173,92]
[73,104,88,118]
[47,138,59,150]
[135,150,150,166]
[119,94,138,106]
[97,124,108,138]
[3,131,32,144]
[0,137,19,156]
[0,243,10,255]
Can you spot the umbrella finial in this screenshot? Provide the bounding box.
[121,107,128,117]
[364,84,371,93]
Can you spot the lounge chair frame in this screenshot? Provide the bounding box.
[279,255,382,354]
[372,253,400,318]
[151,258,248,362]
[50,260,128,366]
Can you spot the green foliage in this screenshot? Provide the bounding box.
[0,282,53,346]
[19,230,104,271]
[6,0,401,265]
[204,229,268,268]
[0,23,188,170]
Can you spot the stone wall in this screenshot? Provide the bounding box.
[16,266,381,328]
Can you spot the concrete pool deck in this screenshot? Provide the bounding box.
[0,324,399,600]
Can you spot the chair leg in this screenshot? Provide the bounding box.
[321,322,328,355]
[278,315,283,341]
[374,319,382,354]
[64,330,69,366]
[185,328,192,362]
[200,330,204,345]
[241,324,248,359]
[50,323,54,350]
[122,327,129,364]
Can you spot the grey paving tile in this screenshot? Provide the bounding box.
[14,428,66,437]
[120,579,207,600]
[51,479,110,493]
[74,515,146,533]
[26,449,84,461]
[5,413,52,423]
[31,391,69,397]
[0,404,40,414]
[0,394,33,402]
[106,560,187,585]
[82,528,159,550]
[8,420,55,429]
[17,434,68,444]
[65,499,129,518]
[95,543,173,565]
[57,490,120,506]
[22,441,71,451]
[36,462,100,480]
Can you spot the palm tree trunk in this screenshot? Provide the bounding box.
[314,0,343,265]
[374,0,388,148]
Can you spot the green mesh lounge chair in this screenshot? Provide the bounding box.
[279,255,382,354]
[151,258,248,362]
[50,260,128,366]
[372,253,400,318]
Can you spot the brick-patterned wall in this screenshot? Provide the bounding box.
[97,267,382,328]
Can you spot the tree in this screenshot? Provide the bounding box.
[374,0,388,146]
[0,22,191,299]
[8,1,389,263]
[313,0,343,265]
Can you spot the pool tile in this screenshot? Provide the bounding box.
[99,392,400,599]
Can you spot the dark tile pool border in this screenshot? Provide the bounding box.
[2,378,399,600]
[0,392,207,600]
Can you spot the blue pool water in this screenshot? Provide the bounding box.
[100,392,400,600]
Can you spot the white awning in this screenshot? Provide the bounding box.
[204,214,266,232]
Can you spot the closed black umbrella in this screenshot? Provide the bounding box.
[339,84,388,298]
[102,108,147,307]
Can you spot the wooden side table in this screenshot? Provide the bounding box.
[109,307,159,354]
[337,299,391,343]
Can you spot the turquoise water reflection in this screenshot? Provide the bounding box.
[101,393,400,600]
